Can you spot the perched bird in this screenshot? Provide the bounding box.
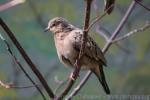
[45,17,110,94]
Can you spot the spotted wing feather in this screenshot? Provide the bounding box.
[73,30,107,66]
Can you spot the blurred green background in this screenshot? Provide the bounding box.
[0,0,150,100]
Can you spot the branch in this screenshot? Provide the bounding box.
[93,0,109,41]
[95,25,109,41]
[135,0,150,11]
[58,0,93,99]
[73,0,92,80]
[0,80,40,89]
[0,33,46,100]
[0,80,12,89]
[0,0,25,12]
[102,0,141,53]
[96,25,131,53]
[67,0,138,99]
[92,0,130,54]
[32,61,58,98]
[87,4,114,32]
[0,18,55,98]
[112,21,150,43]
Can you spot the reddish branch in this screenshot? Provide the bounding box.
[73,0,92,80]
[0,18,55,99]
[58,0,93,99]
[67,0,140,99]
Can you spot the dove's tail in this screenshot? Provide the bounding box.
[92,66,110,94]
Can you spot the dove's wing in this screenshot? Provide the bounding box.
[73,30,106,66]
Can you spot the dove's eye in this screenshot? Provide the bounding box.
[50,23,56,28]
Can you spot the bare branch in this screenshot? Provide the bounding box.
[92,0,130,54]
[0,33,46,100]
[112,21,150,43]
[32,61,58,98]
[102,0,140,53]
[0,80,40,89]
[10,85,40,89]
[96,26,131,53]
[58,0,93,99]
[93,0,130,54]
[135,0,150,11]
[93,0,130,53]
[96,25,109,41]
[0,18,55,98]
[0,80,12,89]
[67,0,138,99]
[0,0,25,12]
[73,0,93,80]
[87,4,114,32]
[93,0,109,41]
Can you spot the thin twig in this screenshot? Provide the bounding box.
[0,80,40,89]
[12,58,21,85]
[32,61,58,98]
[92,0,130,54]
[112,21,150,43]
[0,18,55,98]
[93,0,109,41]
[0,33,46,100]
[96,25,131,53]
[96,25,109,41]
[73,0,92,80]
[0,80,12,89]
[93,0,130,54]
[135,0,150,11]
[67,0,138,99]
[87,4,114,32]
[11,85,40,89]
[103,0,140,53]
[93,0,99,15]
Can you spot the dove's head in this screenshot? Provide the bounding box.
[45,17,74,33]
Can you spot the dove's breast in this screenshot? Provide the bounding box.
[54,32,78,67]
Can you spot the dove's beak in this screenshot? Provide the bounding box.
[44,26,49,32]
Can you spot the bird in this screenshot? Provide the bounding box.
[45,17,110,94]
